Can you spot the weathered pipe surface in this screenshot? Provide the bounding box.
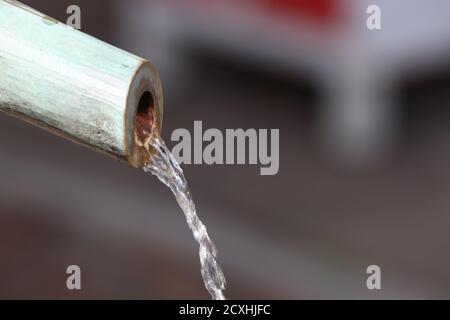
[0,0,163,167]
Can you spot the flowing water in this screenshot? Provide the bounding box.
[142,132,227,300]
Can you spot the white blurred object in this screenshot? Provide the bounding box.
[114,0,450,166]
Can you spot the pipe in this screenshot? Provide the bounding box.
[0,0,163,167]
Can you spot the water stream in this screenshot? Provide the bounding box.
[142,132,227,300]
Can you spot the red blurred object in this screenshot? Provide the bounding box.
[266,0,339,25]
[191,0,341,27]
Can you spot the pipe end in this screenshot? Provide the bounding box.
[126,61,163,168]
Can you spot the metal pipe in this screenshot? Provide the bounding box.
[0,0,163,167]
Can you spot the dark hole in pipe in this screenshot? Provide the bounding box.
[135,91,155,143]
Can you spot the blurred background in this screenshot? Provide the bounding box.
[2,0,450,299]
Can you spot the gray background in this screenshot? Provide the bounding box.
[1,0,450,299]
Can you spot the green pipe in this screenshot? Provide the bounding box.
[0,0,163,167]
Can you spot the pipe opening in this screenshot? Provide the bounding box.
[135,91,155,144]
